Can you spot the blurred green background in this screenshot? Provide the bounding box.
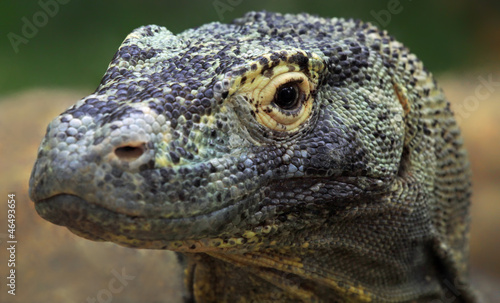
[1,0,499,95]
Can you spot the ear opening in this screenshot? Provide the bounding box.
[397,146,410,177]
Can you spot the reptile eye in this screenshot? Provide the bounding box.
[274,84,300,110]
[251,71,314,132]
[227,51,324,133]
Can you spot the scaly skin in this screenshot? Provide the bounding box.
[29,11,475,302]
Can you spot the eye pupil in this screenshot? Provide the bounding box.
[275,85,299,110]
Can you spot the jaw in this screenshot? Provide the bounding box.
[32,174,382,250]
[33,193,257,250]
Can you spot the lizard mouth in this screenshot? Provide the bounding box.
[35,194,93,227]
[34,193,244,248]
[35,194,131,242]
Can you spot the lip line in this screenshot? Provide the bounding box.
[35,192,247,223]
[34,176,368,223]
[34,193,253,243]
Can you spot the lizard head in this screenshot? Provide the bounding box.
[31,15,402,249]
[29,11,472,301]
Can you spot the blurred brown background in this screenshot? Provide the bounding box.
[0,1,499,302]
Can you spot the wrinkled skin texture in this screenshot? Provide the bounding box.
[30,11,475,302]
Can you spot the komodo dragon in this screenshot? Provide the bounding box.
[29,11,476,302]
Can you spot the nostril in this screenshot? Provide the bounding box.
[114,143,146,161]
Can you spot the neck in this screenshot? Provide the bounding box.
[180,240,468,303]
[182,252,310,302]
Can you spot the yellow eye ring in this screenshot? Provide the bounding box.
[254,72,312,131]
[255,72,313,131]
[225,50,324,133]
